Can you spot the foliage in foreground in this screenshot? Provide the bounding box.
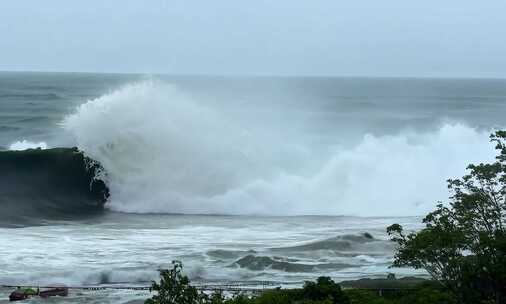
[145,261,351,304]
[387,131,506,304]
[145,262,455,304]
[145,261,203,304]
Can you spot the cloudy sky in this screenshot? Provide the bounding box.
[1,0,506,77]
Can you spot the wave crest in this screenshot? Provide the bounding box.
[0,148,108,226]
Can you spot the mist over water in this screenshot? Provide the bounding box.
[62,80,497,216]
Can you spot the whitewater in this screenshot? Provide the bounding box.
[1,72,505,303]
[61,80,496,216]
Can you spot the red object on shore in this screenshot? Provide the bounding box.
[8,290,29,301]
[8,286,69,301]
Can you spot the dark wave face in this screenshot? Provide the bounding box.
[0,148,109,227]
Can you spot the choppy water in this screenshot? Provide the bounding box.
[0,215,423,303]
[1,72,505,302]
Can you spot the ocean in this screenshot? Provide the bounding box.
[1,72,505,303]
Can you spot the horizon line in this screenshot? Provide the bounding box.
[1,69,506,81]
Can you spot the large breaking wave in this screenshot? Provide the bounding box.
[0,147,108,226]
[61,81,498,216]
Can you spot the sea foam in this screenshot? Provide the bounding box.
[8,140,48,151]
[62,81,498,216]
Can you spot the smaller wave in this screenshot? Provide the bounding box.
[230,255,351,273]
[15,116,49,124]
[82,268,156,285]
[0,125,20,132]
[0,93,63,100]
[0,268,156,287]
[8,140,48,151]
[207,249,257,260]
[271,233,393,253]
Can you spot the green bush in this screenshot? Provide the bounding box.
[387,131,506,304]
[302,277,349,304]
[145,261,203,304]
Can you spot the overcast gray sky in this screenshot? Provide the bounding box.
[1,0,506,77]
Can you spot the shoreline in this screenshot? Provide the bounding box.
[1,275,428,303]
